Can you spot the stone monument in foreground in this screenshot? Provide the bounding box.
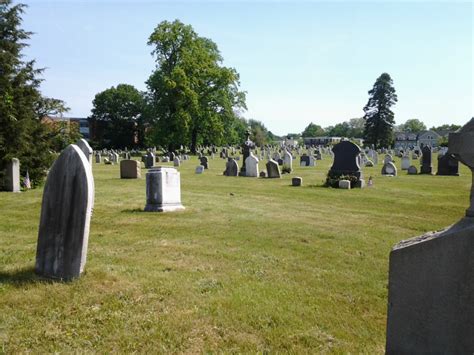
[386,118,474,354]
[144,167,185,212]
[35,144,94,280]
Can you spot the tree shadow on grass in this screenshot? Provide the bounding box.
[121,208,145,213]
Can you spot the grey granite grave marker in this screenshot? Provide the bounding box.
[386,118,474,353]
[3,158,20,192]
[35,145,94,280]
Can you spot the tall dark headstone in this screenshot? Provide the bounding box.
[420,146,433,174]
[386,119,474,353]
[35,145,94,280]
[239,128,255,176]
[199,156,209,169]
[436,153,459,176]
[224,158,238,176]
[328,141,363,180]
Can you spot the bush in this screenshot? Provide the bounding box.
[325,171,359,188]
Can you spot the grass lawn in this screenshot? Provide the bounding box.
[0,153,471,353]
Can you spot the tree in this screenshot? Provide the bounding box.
[0,1,61,187]
[363,73,398,148]
[90,84,145,148]
[301,122,325,137]
[399,118,426,133]
[146,20,246,152]
[430,124,462,132]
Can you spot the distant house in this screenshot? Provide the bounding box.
[303,136,342,146]
[394,130,442,149]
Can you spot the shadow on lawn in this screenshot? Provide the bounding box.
[0,266,45,287]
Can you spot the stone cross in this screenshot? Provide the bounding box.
[448,118,474,217]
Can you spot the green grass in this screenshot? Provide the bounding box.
[0,153,471,353]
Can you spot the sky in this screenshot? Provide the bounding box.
[21,0,473,136]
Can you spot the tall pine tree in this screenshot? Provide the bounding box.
[0,0,57,187]
[363,73,398,148]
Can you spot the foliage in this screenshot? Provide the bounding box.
[363,73,398,148]
[90,84,146,149]
[430,124,462,132]
[324,170,359,188]
[301,122,325,137]
[397,118,426,133]
[146,20,246,152]
[46,119,83,152]
[0,0,62,187]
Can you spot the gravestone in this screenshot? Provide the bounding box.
[283,150,293,172]
[76,139,93,164]
[110,152,119,164]
[173,157,180,167]
[328,141,363,187]
[244,152,259,177]
[407,165,418,175]
[338,180,351,189]
[95,153,101,164]
[2,158,20,192]
[145,151,155,169]
[239,128,255,176]
[259,171,267,178]
[35,145,94,280]
[199,156,209,169]
[381,162,398,176]
[120,160,141,179]
[169,151,176,161]
[195,165,204,174]
[384,154,393,164]
[292,177,302,186]
[436,153,459,176]
[266,159,281,178]
[401,156,410,170]
[300,154,310,167]
[365,160,374,167]
[144,167,185,212]
[420,146,433,174]
[386,118,474,354]
[224,158,239,176]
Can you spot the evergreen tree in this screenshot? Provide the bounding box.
[0,1,66,187]
[363,73,398,148]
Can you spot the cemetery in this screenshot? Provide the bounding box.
[0,0,472,353]
[1,125,473,352]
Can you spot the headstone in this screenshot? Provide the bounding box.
[145,151,155,169]
[35,145,94,280]
[283,150,293,172]
[173,157,181,167]
[195,165,204,174]
[386,118,474,353]
[384,154,393,164]
[95,153,101,164]
[436,154,459,176]
[169,151,175,161]
[239,128,255,176]
[2,158,20,192]
[300,155,310,167]
[292,177,302,186]
[244,153,259,177]
[144,167,185,212]
[338,180,351,189]
[401,156,410,170]
[76,139,93,164]
[407,165,418,175]
[420,146,433,174]
[266,159,281,178]
[381,162,398,176]
[327,141,363,187]
[259,171,267,178]
[224,158,239,176]
[120,160,141,179]
[199,156,209,169]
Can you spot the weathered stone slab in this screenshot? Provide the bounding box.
[224,158,239,176]
[35,144,94,280]
[120,160,141,179]
[144,167,185,212]
[245,153,259,177]
[3,158,20,192]
[76,139,93,164]
[266,159,281,178]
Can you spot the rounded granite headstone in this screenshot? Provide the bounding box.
[35,145,94,280]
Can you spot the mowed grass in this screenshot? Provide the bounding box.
[0,153,471,353]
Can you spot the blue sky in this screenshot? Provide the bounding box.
[22,0,473,135]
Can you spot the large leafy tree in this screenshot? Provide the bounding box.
[0,0,63,187]
[398,118,426,133]
[89,84,145,148]
[363,73,398,148]
[146,20,246,152]
[301,122,325,137]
